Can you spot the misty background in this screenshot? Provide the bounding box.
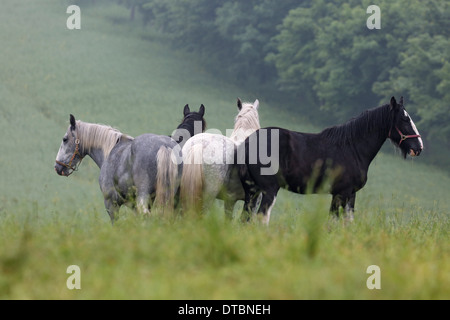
[73,0,450,169]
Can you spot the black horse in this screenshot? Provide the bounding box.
[237,97,423,224]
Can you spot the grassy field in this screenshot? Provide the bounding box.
[0,1,448,300]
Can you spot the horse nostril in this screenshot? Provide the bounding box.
[55,163,64,176]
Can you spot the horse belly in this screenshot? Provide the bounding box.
[284,175,327,194]
[103,147,137,203]
[220,165,245,201]
[282,158,335,195]
[117,172,136,197]
[330,169,367,196]
[283,175,307,194]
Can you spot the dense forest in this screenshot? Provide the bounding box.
[77,0,450,150]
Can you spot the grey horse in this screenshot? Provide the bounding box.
[55,105,206,223]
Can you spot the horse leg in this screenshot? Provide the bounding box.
[241,191,260,222]
[224,199,235,221]
[343,193,356,222]
[136,193,151,216]
[330,193,355,223]
[256,189,278,225]
[330,194,342,218]
[104,198,120,225]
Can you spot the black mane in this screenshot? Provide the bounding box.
[320,104,393,145]
[171,112,206,144]
[178,113,207,132]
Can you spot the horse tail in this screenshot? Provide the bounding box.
[236,139,251,189]
[154,145,179,215]
[180,143,204,216]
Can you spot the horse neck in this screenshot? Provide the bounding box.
[351,132,388,167]
[175,120,203,139]
[76,121,128,169]
[85,146,105,169]
[172,120,203,146]
[229,128,255,145]
[345,106,392,166]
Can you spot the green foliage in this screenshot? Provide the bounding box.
[270,1,381,119]
[124,0,450,148]
[271,1,447,121]
[140,0,222,47]
[137,0,299,85]
[270,0,450,144]
[374,33,450,142]
[370,1,450,145]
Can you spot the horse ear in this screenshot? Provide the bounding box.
[70,114,76,130]
[183,104,190,116]
[389,96,398,110]
[237,98,242,111]
[399,96,404,106]
[253,99,259,110]
[198,104,205,117]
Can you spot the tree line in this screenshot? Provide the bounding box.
[79,0,450,149]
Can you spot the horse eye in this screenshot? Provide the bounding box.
[63,137,68,143]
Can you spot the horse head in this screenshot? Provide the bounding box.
[172,104,206,146]
[182,104,206,133]
[54,114,84,176]
[231,98,261,144]
[388,96,423,158]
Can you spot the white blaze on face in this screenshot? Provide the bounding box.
[56,134,70,163]
[404,110,423,150]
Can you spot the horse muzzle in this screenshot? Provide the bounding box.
[55,163,70,177]
[409,148,422,157]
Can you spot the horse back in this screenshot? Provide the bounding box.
[283,129,368,194]
[100,134,180,202]
[130,134,181,185]
[243,127,367,196]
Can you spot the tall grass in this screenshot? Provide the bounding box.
[0,202,448,299]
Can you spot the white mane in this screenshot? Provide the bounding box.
[230,100,260,144]
[76,121,133,159]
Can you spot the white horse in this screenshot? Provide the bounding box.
[180,99,260,218]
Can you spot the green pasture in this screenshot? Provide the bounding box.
[0,1,448,299]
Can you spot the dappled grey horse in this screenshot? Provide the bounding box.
[180,99,260,218]
[55,105,206,223]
